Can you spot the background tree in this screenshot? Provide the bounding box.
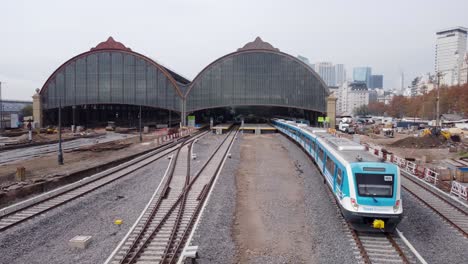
[21,105,33,117]
[353,105,369,116]
[368,101,387,115]
[385,83,468,118]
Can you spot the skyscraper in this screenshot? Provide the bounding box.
[435,27,467,86]
[369,75,383,89]
[314,62,336,86]
[353,67,372,88]
[335,64,346,87]
[297,55,313,68]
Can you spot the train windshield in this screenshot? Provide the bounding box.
[355,173,394,198]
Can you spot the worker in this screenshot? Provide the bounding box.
[27,119,32,142]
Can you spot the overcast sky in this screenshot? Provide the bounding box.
[1,0,467,100]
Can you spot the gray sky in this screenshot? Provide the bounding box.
[1,0,467,100]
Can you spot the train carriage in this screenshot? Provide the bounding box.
[272,119,403,232]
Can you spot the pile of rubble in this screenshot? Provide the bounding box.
[390,134,446,149]
[71,141,131,152]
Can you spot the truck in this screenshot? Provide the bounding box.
[338,122,355,134]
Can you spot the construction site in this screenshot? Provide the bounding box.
[336,117,468,195]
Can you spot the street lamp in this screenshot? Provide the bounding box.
[58,99,64,165]
[435,71,446,128]
[139,105,142,142]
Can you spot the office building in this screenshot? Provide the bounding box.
[353,67,372,88]
[337,82,369,116]
[335,64,346,87]
[435,27,467,86]
[369,75,383,89]
[314,62,336,86]
[297,55,313,68]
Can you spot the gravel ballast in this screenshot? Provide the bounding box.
[187,133,357,264]
[274,134,357,263]
[397,190,468,263]
[184,132,240,264]
[0,133,221,264]
[0,157,171,264]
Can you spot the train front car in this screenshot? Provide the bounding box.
[343,161,402,232]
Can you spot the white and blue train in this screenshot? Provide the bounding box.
[272,119,403,232]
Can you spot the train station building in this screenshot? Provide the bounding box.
[34,37,332,127]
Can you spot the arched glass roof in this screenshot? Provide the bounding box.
[185,37,329,113]
[40,37,187,112]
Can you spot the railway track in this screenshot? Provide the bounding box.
[350,230,417,264]
[0,131,207,232]
[106,127,238,264]
[286,133,421,264]
[322,184,418,264]
[401,172,468,238]
[0,133,132,165]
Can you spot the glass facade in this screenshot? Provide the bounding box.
[41,51,182,112]
[41,49,329,116]
[186,51,328,113]
[353,67,372,88]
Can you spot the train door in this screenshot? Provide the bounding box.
[317,147,325,171]
[311,140,316,159]
[335,167,344,199]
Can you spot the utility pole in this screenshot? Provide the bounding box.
[58,99,64,165]
[0,81,3,130]
[435,71,444,128]
[168,109,172,127]
[139,105,142,142]
[72,105,76,133]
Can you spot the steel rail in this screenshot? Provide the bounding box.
[348,227,371,263]
[401,171,468,214]
[277,129,413,264]
[160,143,192,262]
[167,128,238,264]
[120,139,189,264]
[0,131,206,232]
[402,183,468,238]
[386,233,410,264]
[119,128,236,264]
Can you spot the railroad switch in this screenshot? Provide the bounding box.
[372,219,385,229]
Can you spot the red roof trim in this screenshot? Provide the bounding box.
[90,36,131,51]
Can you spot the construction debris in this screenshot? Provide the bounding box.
[72,141,131,152]
[390,135,446,149]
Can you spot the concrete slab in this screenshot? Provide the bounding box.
[69,235,92,249]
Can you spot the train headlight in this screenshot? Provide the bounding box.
[351,198,359,211]
[393,200,400,213]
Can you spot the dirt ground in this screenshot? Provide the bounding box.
[234,134,313,263]
[354,132,460,166]
[0,131,168,188]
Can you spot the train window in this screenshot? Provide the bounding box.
[336,168,342,186]
[318,148,324,161]
[326,156,335,176]
[363,167,386,172]
[355,173,393,198]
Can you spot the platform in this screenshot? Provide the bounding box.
[240,124,277,134]
[211,124,233,134]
